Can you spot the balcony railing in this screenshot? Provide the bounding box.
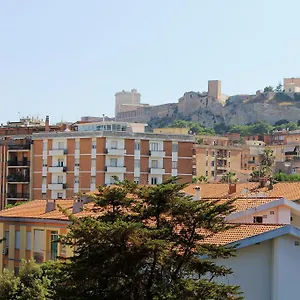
[7,175,30,182]
[7,161,30,167]
[248,161,256,164]
[8,144,31,150]
[6,193,29,199]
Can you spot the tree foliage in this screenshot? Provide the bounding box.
[192,176,208,183]
[0,261,52,300]
[57,178,242,299]
[220,172,238,183]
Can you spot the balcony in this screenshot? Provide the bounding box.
[48,183,67,190]
[106,148,126,156]
[7,174,29,183]
[149,168,165,175]
[149,150,166,157]
[105,166,126,173]
[7,160,30,167]
[49,149,67,156]
[8,144,30,150]
[217,155,227,160]
[248,161,256,164]
[216,165,227,171]
[48,166,67,173]
[6,193,29,200]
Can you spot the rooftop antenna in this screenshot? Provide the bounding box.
[102,114,105,122]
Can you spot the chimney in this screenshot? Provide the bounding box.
[72,195,90,214]
[193,186,201,200]
[45,199,56,213]
[45,115,50,132]
[228,183,237,195]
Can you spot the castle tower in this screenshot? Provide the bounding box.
[208,80,222,100]
[115,89,141,116]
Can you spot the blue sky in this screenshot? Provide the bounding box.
[0,0,300,124]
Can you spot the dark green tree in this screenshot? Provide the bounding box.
[59,178,242,300]
[275,82,283,93]
[263,86,274,93]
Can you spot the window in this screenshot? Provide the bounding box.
[26,232,31,250]
[74,176,79,184]
[4,230,9,249]
[151,177,158,185]
[172,161,177,169]
[15,231,20,250]
[57,193,63,199]
[92,140,96,149]
[205,171,208,176]
[75,140,80,150]
[213,140,216,145]
[253,216,263,223]
[57,176,63,184]
[211,161,215,167]
[111,141,118,149]
[252,157,255,161]
[91,177,96,184]
[134,177,139,184]
[34,230,44,263]
[75,158,79,166]
[58,142,64,150]
[211,170,215,177]
[135,142,140,151]
[228,162,231,167]
[50,231,58,261]
[150,142,159,151]
[206,150,208,156]
[134,159,140,168]
[91,159,96,168]
[110,158,118,167]
[206,161,208,166]
[14,268,19,276]
[172,143,178,152]
[58,159,64,167]
[212,151,215,157]
[151,160,158,168]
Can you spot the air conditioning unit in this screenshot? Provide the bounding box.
[2,248,8,255]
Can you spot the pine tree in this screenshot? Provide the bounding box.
[60,178,243,300]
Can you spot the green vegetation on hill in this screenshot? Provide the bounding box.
[152,119,300,136]
[273,173,300,182]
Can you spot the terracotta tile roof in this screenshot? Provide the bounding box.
[215,198,278,213]
[183,182,300,201]
[202,223,285,245]
[0,200,97,221]
[183,182,260,198]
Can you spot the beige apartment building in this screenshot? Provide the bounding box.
[31,131,194,200]
[194,136,244,181]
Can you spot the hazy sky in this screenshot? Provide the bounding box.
[1,0,300,124]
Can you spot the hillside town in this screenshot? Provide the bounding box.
[1,79,300,298]
[2,1,300,298]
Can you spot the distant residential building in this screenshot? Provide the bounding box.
[31,131,194,200]
[153,127,190,135]
[194,135,244,181]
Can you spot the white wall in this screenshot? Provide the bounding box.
[213,241,272,300]
[272,235,300,300]
[291,213,300,229]
[231,206,291,225]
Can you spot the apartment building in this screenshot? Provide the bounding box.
[31,130,194,200]
[194,135,244,181]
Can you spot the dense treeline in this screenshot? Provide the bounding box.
[167,120,300,136]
